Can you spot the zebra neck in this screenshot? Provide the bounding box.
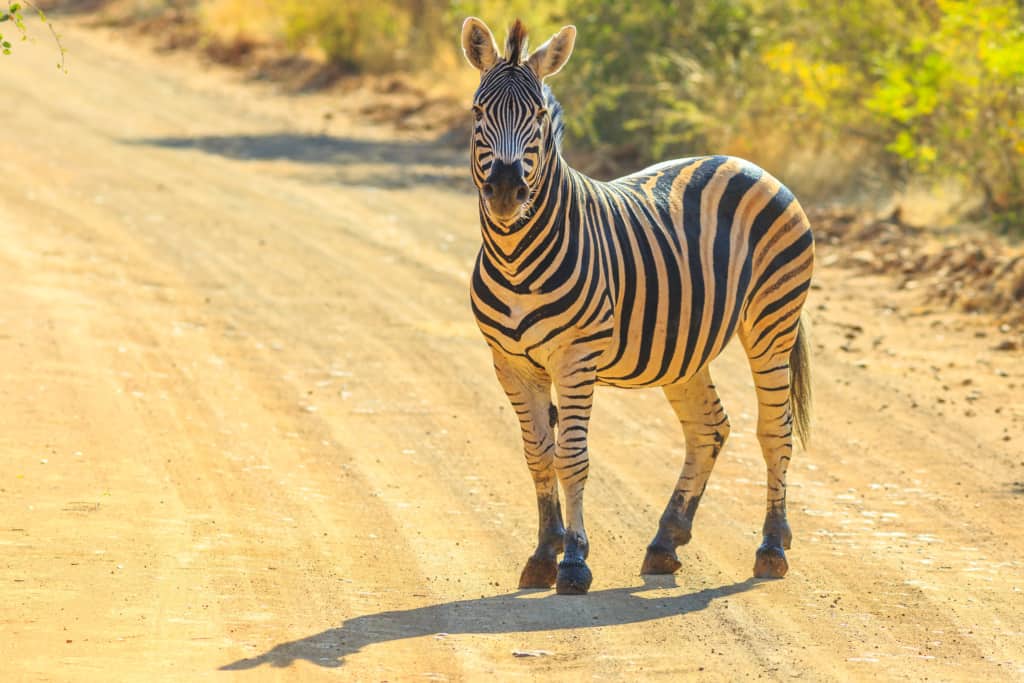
[479,152,584,288]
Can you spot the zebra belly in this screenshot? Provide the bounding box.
[594,292,741,389]
[592,198,754,388]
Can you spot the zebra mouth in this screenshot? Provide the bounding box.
[486,201,525,226]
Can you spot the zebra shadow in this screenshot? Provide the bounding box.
[126,133,469,189]
[220,576,763,671]
[130,133,461,166]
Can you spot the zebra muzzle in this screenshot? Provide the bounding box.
[483,159,529,220]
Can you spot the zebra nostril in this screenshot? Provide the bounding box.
[515,185,528,203]
[482,183,494,199]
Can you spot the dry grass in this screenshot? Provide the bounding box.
[197,0,281,45]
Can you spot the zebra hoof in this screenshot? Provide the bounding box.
[555,558,592,595]
[640,544,681,575]
[753,543,789,578]
[518,555,558,589]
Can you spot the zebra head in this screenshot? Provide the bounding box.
[461,17,576,228]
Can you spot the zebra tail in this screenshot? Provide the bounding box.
[790,315,812,449]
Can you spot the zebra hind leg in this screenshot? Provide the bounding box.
[748,350,798,579]
[641,368,730,575]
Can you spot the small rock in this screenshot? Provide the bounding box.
[513,649,552,658]
[850,249,880,269]
[993,340,1018,351]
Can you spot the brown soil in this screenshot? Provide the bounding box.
[3,20,1024,682]
[813,207,1024,333]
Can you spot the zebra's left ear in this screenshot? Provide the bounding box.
[527,25,576,80]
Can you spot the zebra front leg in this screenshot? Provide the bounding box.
[551,359,597,595]
[492,354,565,589]
[642,368,730,575]
[749,354,796,578]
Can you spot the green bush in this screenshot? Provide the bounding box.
[80,0,1024,222]
[865,1,1024,220]
[526,0,1022,223]
[557,0,766,161]
[275,0,410,71]
[756,0,1024,222]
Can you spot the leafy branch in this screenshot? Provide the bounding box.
[1,1,67,71]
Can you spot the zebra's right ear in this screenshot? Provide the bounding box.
[462,17,500,73]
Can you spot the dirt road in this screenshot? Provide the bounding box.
[2,23,1023,682]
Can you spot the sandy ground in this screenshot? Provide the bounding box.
[2,23,1024,682]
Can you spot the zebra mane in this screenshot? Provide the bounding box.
[544,84,565,151]
[505,19,528,64]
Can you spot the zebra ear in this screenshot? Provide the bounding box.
[462,17,500,72]
[527,25,576,80]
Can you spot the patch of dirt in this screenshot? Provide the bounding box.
[812,206,1024,334]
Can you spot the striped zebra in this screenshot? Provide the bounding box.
[461,18,814,595]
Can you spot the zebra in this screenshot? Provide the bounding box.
[461,17,814,595]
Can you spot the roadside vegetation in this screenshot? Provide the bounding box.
[31,0,1024,231]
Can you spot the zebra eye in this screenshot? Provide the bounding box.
[472,105,484,122]
[536,108,548,122]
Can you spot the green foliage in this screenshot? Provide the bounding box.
[190,1,1024,222]
[1,1,27,55]
[276,0,413,72]
[1,0,66,70]
[505,0,1022,223]
[864,0,1024,216]
[556,0,768,161]
[445,0,566,44]
[759,0,1024,220]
